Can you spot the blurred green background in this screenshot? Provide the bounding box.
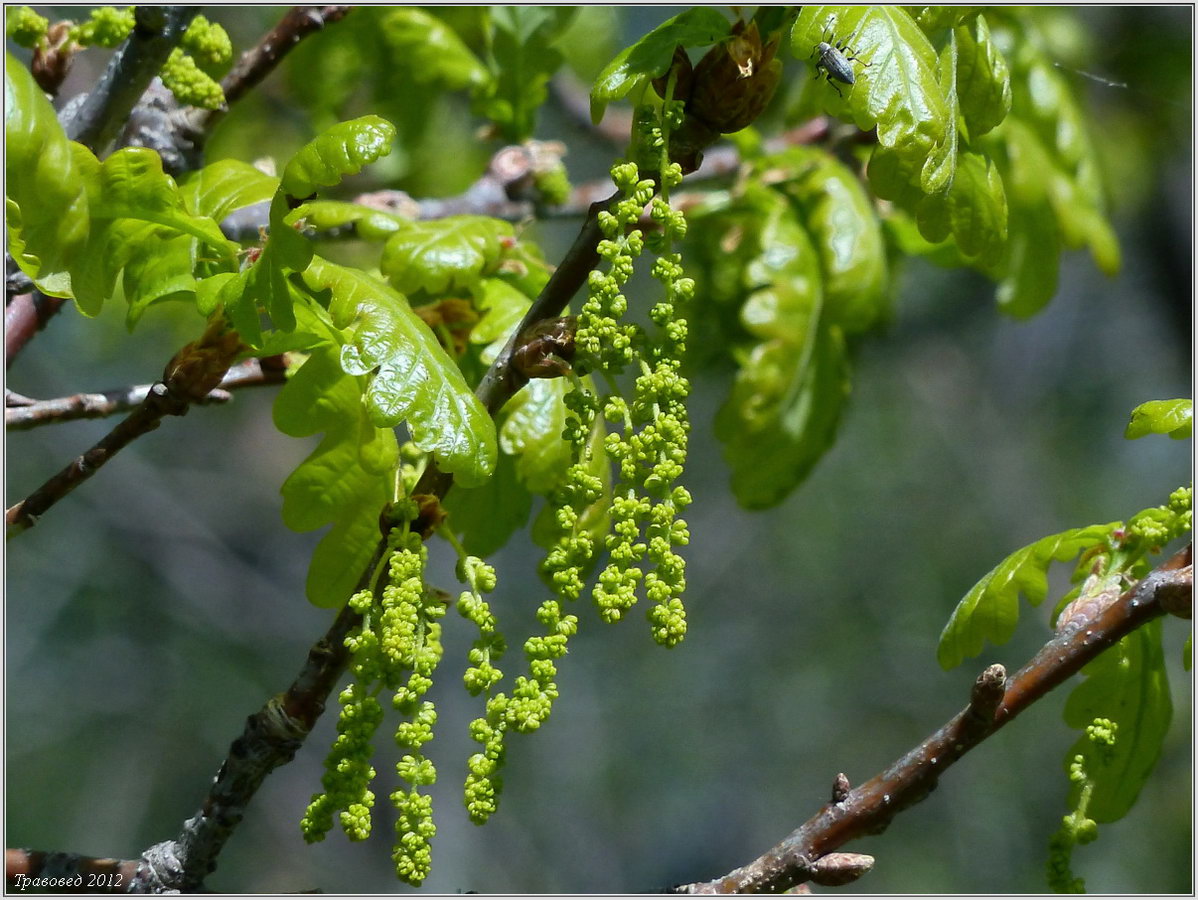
[6,6,1191,893]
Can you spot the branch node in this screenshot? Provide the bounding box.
[809,852,875,887]
[968,663,1007,721]
[830,772,851,804]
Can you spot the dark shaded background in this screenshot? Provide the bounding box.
[6,6,1192,893]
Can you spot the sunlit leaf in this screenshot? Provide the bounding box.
[937,523,1121,669]
[590,7,731,123]
[304,257,497,486]
[381,215,515,296]
[179,158,278,221]
[281,115,396,198]
[4,51,90,297]
[273,344,396,608]
[1125,400,1193,441]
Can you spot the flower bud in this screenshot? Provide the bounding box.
[687,20,781,135]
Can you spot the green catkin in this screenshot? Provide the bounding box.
[1046,718,1118,893]
[301,508,443,887]
[502,98,696,762]
[6,7,49,47]
[69,6,134,48]
[159,17,232,110]
[453,551,510,825]
[385,530,445,886]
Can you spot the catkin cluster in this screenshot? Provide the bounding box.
[300,507,446,887]
[458,101,697,827]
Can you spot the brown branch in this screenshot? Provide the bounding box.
[6,848,139,893]
[672,545,1193,894]
[184,5,352,149]
[5,355,289,431]
[5,320,246,538]
[4,290,68,370]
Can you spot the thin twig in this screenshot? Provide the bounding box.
[5,356,288,431]
[220,124,831,242]
[672,545,1193,893]
[5,320,246,538]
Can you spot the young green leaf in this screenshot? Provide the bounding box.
[954,13,1012,138]
[4,51,90,297]
[225,193,313,343]
[304,257,497,487]
[590,7,732,123]
[795,7,952,194]
[381,215,515,296]
[478,7,576,141]
[297,200,404,240]
[89,148,232,253]
[273,343,397,609]
[937,523,1121,670]
[993,200,1061,319]
[941,151,1008,267]
[377,8,489,92]
[996,16,1121,279]
[718,323,850,510]
[1062,621,1172,822]
[469,277,532,352]
[442,450,533,558]
[1125,399,1193,440]
[770,148,890,334]
[179,158,279,221]
[122,233,197,327]
[280,115,397,198]
[500,378,575,495]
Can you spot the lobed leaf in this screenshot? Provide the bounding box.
[381,215,515,296]
[298,200,404,240]
[4,51,90,297]
[500,378,575,495]
[795,7,952,195]
[89,148,231,252]
[940,151,1008,267]
[954,13,1012,138]
[469,277,531,352]
[590,7,731,123]
[1062,621,1172,822]
[1125,399,1193,441]
[937,523,1121,669]
[122,233,197,327]
[280,115,396,199]
[304,257,497,487]
[226,193,312,344]
[770,148,890,334]
[479,7,576,141]
[718,323,850,510]
[179,158,278,221]
[273,344,397,608]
